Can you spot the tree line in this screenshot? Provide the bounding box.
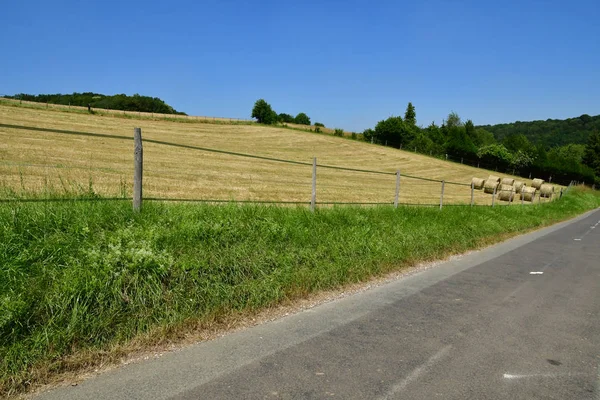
[251,99,317,126]
[359,103,600,186]
[6,92,186,115]
[249,98,600,185]
[479,114,600,148]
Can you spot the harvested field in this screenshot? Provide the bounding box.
[0,104,548,206]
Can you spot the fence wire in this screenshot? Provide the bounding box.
[0,123,564,207]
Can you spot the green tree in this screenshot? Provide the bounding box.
[510,150,534,169]
[583,130,600,176]
[465,119,475,140]
[445,112,462,129]
[252,99,277,124]
[404,102,416,126]
[294,113,311,125]
[374,116,412,148]
[548,144,586,165]
[473,128,496,147]
[503,134,534,155]
[445,125,476,159]
[362,128,375,142]
[425,121,445,146]
[278,113,294,123]
[407,132,435,154]
[477,144,513,170]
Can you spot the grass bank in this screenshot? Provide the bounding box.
[1,188,599,396]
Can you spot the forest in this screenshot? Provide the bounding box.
[5,92,186,115]
[358,104,600,187]
[479,114,600,148]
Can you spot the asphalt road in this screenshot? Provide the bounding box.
[37,208,600,400]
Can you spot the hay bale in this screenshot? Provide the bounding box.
[500,184,514,192]
[540,184,555,198]
[532,178,545,190]
[498,189,515,202]
[520,186,536,202]
[501,178,515,186]
[484,175,500,194]
[471,177,485,190]
[514,181,525,193]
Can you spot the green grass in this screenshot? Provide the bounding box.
[1,188,599,396]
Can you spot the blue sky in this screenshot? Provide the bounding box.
[1,0,599,131]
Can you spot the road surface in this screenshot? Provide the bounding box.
[37,208,600,399]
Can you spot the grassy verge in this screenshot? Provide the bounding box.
[1,188,599,396]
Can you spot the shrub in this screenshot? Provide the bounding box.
[294,113,311,125]
[278,113,295,123]
[314,122,325,127]
[334,128,344,137]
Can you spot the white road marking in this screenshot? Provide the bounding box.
[378,345,451,399]
[504,373,588,380]
[574,238,582,241]
[529,271,544,275]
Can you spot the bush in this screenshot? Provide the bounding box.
[278,113,295,123]
[294,113,311,125]
[334,128,344,137]
[351,132,357,140]
[314,122,325,127]
[315,127,321,133]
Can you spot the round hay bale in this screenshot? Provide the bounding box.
[520,186,536,202]
[532,178,545,190]
[471,177,485,190]
[501,178,515,186]
[514,181,525,193]
[500,184,514,192]
[498,189,514,202]
[540,184,555,198]
[484,175,500,194]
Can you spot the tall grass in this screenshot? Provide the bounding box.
[1,188,599,396]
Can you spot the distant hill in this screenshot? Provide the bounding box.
[478,114,600,148]
[5,92,186,115]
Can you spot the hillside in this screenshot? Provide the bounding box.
[478,114,600,148]
[0,104,547,206]
[3,92,186,115]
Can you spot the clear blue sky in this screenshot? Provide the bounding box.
[1,0,598,131]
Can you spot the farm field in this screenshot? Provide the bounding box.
[0,103,546,205]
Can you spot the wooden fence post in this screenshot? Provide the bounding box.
[470,182,474,207]
[492,185,496,207]
[521,189,524,206]
[439,180,445,210]
[133,127,143,211]
[311,157,317,212]
[394,170,401,208]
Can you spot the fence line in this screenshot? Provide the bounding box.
[0,126,563,209]
[128,128,561,211]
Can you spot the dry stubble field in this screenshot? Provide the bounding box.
[0,104,542,206]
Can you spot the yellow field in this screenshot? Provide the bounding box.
[0,104,550,206]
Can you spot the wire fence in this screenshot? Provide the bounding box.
[0,125,566,209]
